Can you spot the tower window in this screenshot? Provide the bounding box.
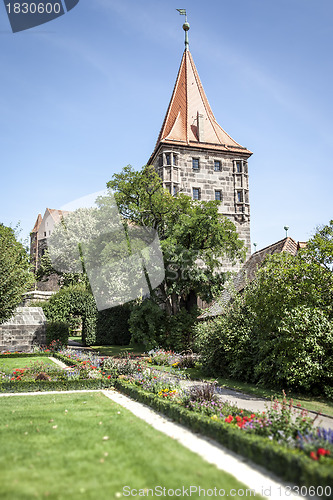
[173,154,177,166]
[214,160,221,172]
[173,186,177,196]
[236,161,242,173]
[237,191,243,203]
[193,188,200,200]
[215,190,222,201]
[158,155,163,167]
[192,158,200,170]
[165,153,171,165]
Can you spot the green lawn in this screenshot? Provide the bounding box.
[0,392,261,500]
[89,344,146,357]
[0,357,58,374]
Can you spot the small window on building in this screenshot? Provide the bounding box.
[237,191,243,203]
[193,188,200,200]
[165,153,171,165]
[192,158,200,170]
[158,155,163,167]
[44,231,46,237]
[215,190,222,201]
[236,161,242,173]
[173,154,177,166]
[214,160,221,172]
[173,186,177,196]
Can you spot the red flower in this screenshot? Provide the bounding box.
[317,448,330,457]
[225,415,233,423]
[250,414,256,419]
[107,375,111,379]
[310,451,318,461]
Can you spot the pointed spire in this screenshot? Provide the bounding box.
[149,49,252,156]
[176,9,190,50]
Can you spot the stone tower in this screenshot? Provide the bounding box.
[148,16,252,264]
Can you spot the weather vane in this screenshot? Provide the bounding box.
[176,9,190,50]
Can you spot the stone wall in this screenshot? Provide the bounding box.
[151,144,252,271]
[0,307,47,352]
[22,290,56,306]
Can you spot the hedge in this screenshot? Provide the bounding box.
[38,285,98,346]
[0,378,115,393]
[36,285,132,346]
[114,379,333,497]
[0,353,50,359]
[96,304,131,345]
[46,322,69,347]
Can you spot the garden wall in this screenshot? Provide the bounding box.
[0,307,46,352]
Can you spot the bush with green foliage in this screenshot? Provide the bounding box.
[129,299,167,349]
[195,296,255,382]
[46,322,69,349]
[195,239,333,395]
[40,285,98,346]
[129,299,199,351]
[0,224,35,324]
[96,304,132,345]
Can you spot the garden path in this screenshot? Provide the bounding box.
[152,371,333,431]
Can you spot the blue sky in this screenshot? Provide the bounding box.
[0,0,332,251]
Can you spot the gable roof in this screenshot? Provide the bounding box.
[199,237,306,319]
[31,213,42,233]
[46,208,71,224]
[148,49,252,163]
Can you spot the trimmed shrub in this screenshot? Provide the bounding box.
[46,322,69,348]
[96,304,132,345]
[41,285,98,346]
[129,299,199,351]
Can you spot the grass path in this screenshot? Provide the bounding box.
[0,392,263,500]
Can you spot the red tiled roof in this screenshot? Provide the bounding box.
[31,213,42,233]
[149,49,252,163]
[47,208,71,224]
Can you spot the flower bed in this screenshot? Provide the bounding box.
[145,348,199,369]
[0,349,115,392]
[1,348,332,496]
[114,378,333,497]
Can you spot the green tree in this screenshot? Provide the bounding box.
[107,165,246,316]
[0,223,35,324]
[196,227,333,393]
[305,219,333,270]
[243,251,333,390]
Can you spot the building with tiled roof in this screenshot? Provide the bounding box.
[30,208,71,290]
[199,237,307,319]
[148,14,252,263]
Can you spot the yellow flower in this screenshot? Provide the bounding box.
[211,415,219,421]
